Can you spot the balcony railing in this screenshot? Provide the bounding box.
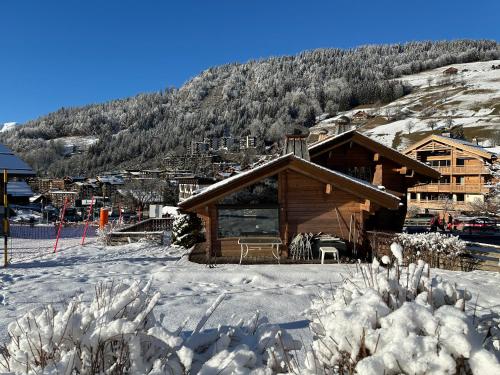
[435,166,490,175]
[408,199,470,207]
[408,183,490,194]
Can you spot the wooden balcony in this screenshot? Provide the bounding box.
[435,166,490,175]
[407,199,470,210]
[408,183,490,194]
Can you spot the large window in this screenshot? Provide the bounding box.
[218,208,279,237]
[217,176,279,237]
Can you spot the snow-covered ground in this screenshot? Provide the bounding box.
[1,240,500,350]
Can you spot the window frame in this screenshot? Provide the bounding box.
[216,204,280,239]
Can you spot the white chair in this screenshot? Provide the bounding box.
[320,247,340,264]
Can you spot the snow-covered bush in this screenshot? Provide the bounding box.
[395,232,467,269]
[0,281,300,374]
[172,213,204,249]
[303,259,500,374]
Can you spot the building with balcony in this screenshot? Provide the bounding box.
[404,134,498,213]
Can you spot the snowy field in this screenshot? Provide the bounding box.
[1,239,500,350]
[312,59,500,149]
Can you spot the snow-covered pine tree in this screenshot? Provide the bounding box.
[171,213,204,248]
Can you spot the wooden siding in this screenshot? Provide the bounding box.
[209,169,368,258]
[285,170,363,244]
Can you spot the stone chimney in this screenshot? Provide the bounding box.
[283,124,310,161]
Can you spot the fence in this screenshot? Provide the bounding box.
[9,223,98,240]
[4,222,100,264]
[365,230,499,272]
[108,218,174,245]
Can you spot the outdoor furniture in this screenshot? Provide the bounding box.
[313,235,346,257]
[238,237,282,265]
[320,246,340,264]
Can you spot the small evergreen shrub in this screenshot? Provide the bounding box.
[171,213,204,248]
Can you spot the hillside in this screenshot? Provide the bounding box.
[1,40,499,176]
[312,59,500,150]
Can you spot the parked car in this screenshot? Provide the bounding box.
[453,217,498,233]
[403,213,436,233]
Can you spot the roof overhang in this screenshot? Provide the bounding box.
[309,130,440,179]
[178,154,400,211]
[404,134,495,160]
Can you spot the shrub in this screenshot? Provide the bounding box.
[303,259,500,374]
[0,281,300,374]
[172,213,204,248]
[395,232,467,269]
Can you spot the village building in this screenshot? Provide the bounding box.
[239,136,258,150]
[47,190,78,208]
[0,143,36,205]
[191,141,210,156]
[443,67,459,75]
[351,110,370,124]
[177,175,217,202]
[404,134,498,213]
[179,130,438,260]
[70,181,101,203]
[28,177,65,193]
[7,181,34,206]
[97,175,125,206]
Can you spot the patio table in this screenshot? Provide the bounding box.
[238,237,282,265]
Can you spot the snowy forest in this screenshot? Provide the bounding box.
[1,40,498,176]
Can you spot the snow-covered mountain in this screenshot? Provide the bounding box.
[0,122,18,133]
[312,60,500,150]
[1,40,498,176]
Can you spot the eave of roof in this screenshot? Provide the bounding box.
[0,143,35,177]
[309,130,440,179]
[178,153,400,211]
[404,134,495,160]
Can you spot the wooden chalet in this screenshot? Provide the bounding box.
[351,111,370,124]
[443,67,458,75]
[309,130,440,231]
[179,130,439,261]
[404,134,498,213]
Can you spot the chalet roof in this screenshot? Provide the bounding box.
[308,130,440,179]
[178,153,400,211]
[7,181,34,197]
[0,143,35,177]
[404,134,496,160]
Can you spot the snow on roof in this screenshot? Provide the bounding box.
[97,175,124,185]
[486,146,500,156]
[29,194,43,203]
[181,153,399,208]
[308,129,356,150]
[435,135,496,155]
[162,206,179,216]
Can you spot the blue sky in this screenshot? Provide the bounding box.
[1,0,499,124]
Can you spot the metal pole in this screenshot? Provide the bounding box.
[81,196,94,245]
[54,197,68,253]
[3,169,8,267]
